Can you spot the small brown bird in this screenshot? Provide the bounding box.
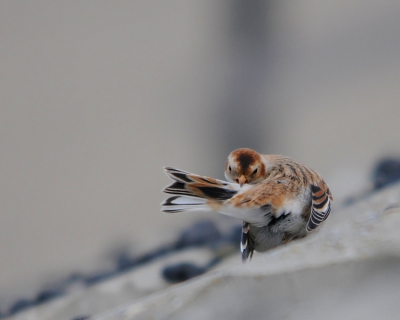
[161,148,333,261]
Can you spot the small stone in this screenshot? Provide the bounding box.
[162,262,206,283]
[36,288,64,304]
[373,158,400,190]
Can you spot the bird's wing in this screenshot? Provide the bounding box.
[225,176,290,212]
[306,180,333,232]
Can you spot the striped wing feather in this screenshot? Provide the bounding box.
[307,183,332,232]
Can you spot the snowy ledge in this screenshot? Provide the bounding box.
[8,183,400,320]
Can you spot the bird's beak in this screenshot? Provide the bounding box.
[238,175,247,187]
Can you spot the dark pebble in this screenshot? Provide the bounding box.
[36,288,64,304]
[176,220,222,249]
[162,262,206,283]
[373,158,400,190]
[8,299,35,315]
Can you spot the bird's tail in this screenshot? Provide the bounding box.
[161,167,240,213]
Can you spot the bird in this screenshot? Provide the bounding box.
[161,148,333,261]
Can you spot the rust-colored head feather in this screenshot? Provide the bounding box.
[225,148,267,186]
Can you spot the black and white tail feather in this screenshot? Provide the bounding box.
[161,167,241,213]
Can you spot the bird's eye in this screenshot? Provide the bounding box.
[229,166,232,171]
[253,168,258,174]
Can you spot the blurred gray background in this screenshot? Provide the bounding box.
[1,0,400,307]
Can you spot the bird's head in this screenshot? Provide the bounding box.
[224,148,267,187]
